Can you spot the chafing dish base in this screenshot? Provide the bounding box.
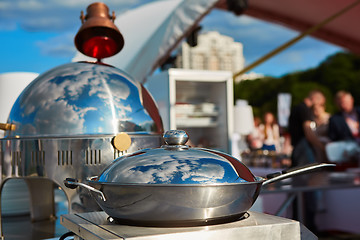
[60,211,316,240]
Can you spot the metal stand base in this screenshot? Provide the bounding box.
[61,211,317,240]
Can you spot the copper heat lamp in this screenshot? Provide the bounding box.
[74,2,124,61]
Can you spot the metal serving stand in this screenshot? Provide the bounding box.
[61,211,316,240]
[259,169,360,234]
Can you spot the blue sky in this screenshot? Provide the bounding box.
[0,0,343,77]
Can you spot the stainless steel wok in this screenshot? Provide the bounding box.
[64,130,334,226]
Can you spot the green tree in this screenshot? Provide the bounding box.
[234,51,360,118]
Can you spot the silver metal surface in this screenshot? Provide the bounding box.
[65,180,261,224]
[68,181,107,201]
[25,178,55,221]
[0,134,162,215]
[97,130,256,185]
[60,211,317,240]
[97,148,255,184]
[64,130,333,225]
[262,163,336,185]
[0,61,164,231]
[163,130,188,145]
[5,62,162,137]
[62,130,259,224]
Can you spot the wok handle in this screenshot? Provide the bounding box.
[262,163,335,186]
[64,178,106,201]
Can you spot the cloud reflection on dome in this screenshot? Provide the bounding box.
[7,62,158,136]
[98,149,247,184]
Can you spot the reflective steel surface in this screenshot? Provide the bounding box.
[97,130,256,184]
[6,62,162,137]
[85,183,260,224]
[62,131,260,224]
[60,211,316,240]
[1,187,69,240]
[98,148,254,184]
[0,135,162,221]
[0,61,164,235]
[163,129,189,145]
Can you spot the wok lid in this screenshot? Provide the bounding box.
[97,130,256,184]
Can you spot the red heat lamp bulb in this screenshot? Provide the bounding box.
[82,36,118,60]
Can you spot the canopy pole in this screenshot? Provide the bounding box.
[233,0,360,79]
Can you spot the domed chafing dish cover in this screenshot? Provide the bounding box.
[6,62,163,137]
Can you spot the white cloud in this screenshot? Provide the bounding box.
[280,50,304,64]
[236,15,257,26]
[17,0,43,11]
[36,32,76,58]
[0,21,17,31]
[201,10,300,63]
[35,99,85,134]
[0,0,153,32]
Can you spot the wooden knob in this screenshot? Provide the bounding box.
[112,133,132,151]
[0,123,16,131]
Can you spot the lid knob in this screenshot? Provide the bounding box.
[163,130,189,145]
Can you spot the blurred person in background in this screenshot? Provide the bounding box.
[288,89,326,234]
[259,112,280,152]
[246,116,263,151]
[312,101,331,162]
[328,91,360,168]
[288,90,326,167]
[328,90,360,143]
